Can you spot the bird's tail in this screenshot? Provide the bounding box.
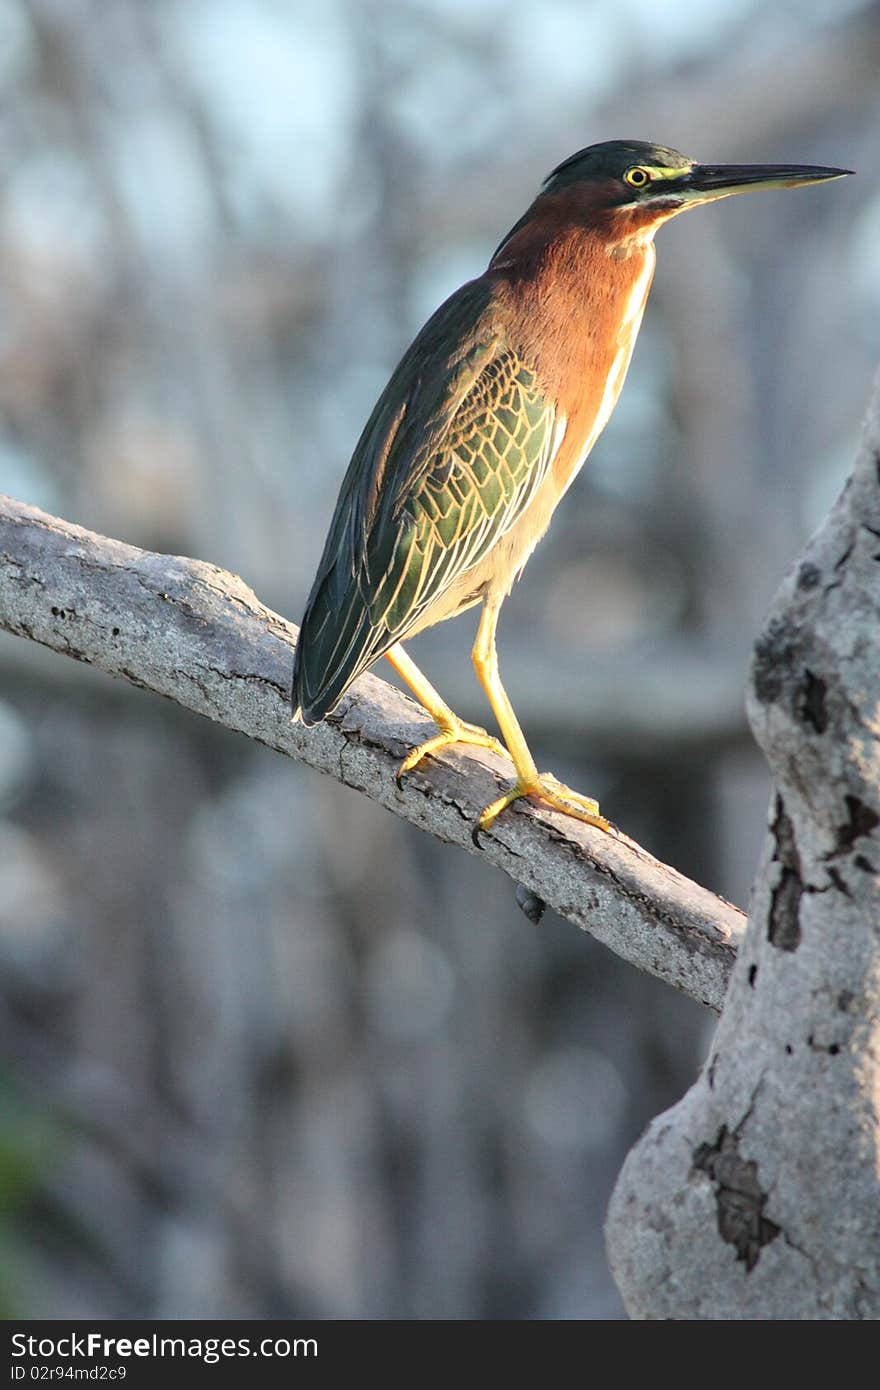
[291,566,388,726]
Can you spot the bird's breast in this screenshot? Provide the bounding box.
[434,235,659,609]
[551,240,656,501]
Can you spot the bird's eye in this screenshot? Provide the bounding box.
[624,166,651,188]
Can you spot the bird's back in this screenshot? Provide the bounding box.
[291,273,562,724]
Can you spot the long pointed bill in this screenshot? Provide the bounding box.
[683,162,853,205]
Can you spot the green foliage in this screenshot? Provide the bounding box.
[0,1078,59,1317]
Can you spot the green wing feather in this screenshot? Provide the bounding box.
[292,279,558,723]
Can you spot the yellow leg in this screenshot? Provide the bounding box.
[470,602,611,841]
[385,643,508,785]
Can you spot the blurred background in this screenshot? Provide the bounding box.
[0,0,876,1320]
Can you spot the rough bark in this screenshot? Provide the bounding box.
[606,368,880,1318]
[0,493,743,1011]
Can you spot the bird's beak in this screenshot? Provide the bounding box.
[681,162,853,205]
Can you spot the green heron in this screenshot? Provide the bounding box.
[292,140,850,839]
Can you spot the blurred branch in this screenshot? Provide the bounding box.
[0,494,743,1010]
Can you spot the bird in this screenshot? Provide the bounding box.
[292,140,851,841]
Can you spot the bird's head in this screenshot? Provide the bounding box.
[540,139,852,233]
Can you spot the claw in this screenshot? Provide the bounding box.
[396,719,509,789]
[476,772,610,838]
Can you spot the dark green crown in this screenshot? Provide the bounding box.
[543,140,692,192]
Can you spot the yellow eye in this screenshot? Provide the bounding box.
[624,166,651,188]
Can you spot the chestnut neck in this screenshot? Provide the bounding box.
[489,182,665,279]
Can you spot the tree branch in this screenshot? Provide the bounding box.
[0,493,743,1010]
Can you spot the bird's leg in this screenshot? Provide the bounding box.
[470,602,610,839]
[385,643,509,785]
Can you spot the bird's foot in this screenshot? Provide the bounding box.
[473,771,611,844]
[395,720,508,788]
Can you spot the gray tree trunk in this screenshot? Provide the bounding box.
[606,367,880,1319]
